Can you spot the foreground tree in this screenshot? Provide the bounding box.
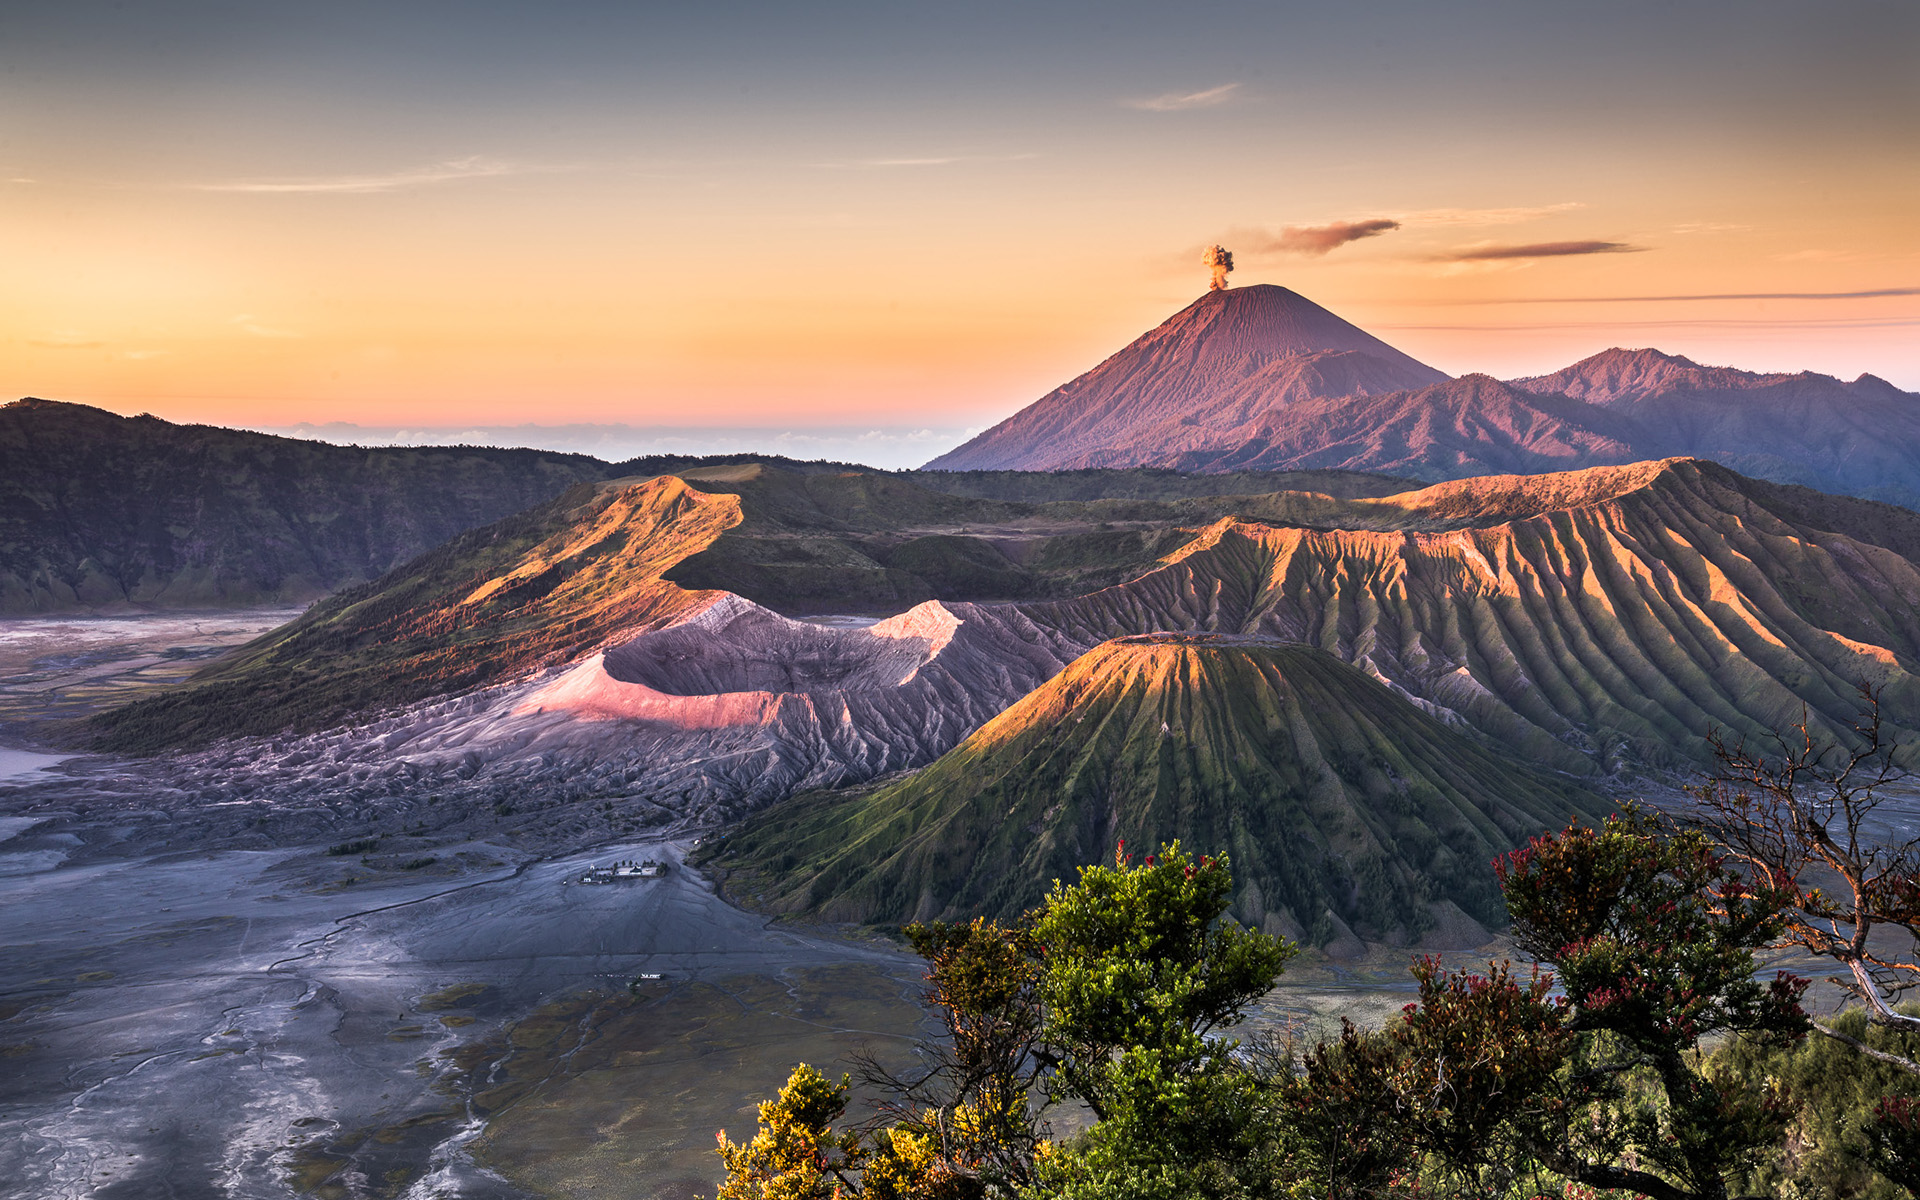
[716,1064,866,1200]
[716,842,1296,1200]
[1295,806,1809,1199]
[1710,1005,1920,1197]
[853,918,1051,1198]
[1692,689,1920,1067]
[1025,842,1297,1199]
[1498,805,1809,1197]
[1289,957,1569,1197]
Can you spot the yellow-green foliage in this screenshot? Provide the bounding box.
[1713,1008,1920,1198]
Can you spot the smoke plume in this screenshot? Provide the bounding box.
[1202,244,1234,290]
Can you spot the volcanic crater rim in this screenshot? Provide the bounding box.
[601,607,943,697]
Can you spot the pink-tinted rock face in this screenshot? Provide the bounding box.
[600,595,951,698]
[516,595,963,729]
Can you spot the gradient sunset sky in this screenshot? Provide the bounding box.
[5,0,1917,458]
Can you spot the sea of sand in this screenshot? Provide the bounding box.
[5,607,1908,1200]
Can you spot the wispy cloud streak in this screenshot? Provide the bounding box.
[1247,218,1401,256]
[198,156,521,194]
[820,153,1039,169]
[1440,240,1645,261]
[1398,203,1583,226]
[1423,287,1920,305]
[231,314,301,338]
[1125,83,1240,111]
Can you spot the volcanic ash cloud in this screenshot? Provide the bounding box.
[1202,244,1234,290]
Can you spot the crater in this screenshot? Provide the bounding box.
[601,597,945,697]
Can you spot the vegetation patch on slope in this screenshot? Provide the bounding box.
[703,635,1609,945]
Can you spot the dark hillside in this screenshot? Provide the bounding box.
[0,399,610,613]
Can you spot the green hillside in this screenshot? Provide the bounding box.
[703,634,1610,947]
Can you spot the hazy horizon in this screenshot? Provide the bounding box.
[6,0,1917,433]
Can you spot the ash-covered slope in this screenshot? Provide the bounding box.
[1159,373,1645,478]
[0,398,611,613]
[706,635,1608,947]
[78,457,1920,844]
[924,286,1448,471]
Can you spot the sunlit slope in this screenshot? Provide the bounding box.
[91,456,1920,778]
[90,475,741,751]
[1019,459,1920,771]
[709,635,1607,942]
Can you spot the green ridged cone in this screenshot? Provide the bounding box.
[708,634,1611,949]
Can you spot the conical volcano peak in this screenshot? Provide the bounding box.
[923,283,1449,471]
[1160,283,1437,366]
[710,634,1608,942]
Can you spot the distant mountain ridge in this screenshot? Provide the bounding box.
[924,291,1920,509]
[0,399,613,613]
[0,397,1417,615]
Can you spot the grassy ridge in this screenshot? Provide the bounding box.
[89,477,740,752]
[704,636,1610,943]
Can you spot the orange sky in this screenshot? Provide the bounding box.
[4,2,1917,447]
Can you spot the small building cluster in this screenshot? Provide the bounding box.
[577,858,667,884]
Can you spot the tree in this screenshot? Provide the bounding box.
[716,1063,866,1200]
[1692,689,1920,1069]
[1288,958,1569,1197]
[1294,807,1809,1200]
[851,918,1050,1199]
[1026,842,1298,1199]
[716,842,1297,1200]
[1709,1005,1920,1197]
[1495,805,1809,1199]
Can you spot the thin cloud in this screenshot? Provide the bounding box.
[231,314,301,338]
[1420,287,1920,305]
[1125,83,1240,112]
[1397,203,1583,227]
[197,156,521,195]
[1440,240,1646,262]
[1376,317,1920,332]
[825,153,1039,169]
[1247,218,1401,257]
[29,332,104,349]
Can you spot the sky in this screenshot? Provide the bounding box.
[3,0,1917,466]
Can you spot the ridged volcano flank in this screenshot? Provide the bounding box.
[708,635,1607,950]
[923,285,1449,471]
[90,475,743,752]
